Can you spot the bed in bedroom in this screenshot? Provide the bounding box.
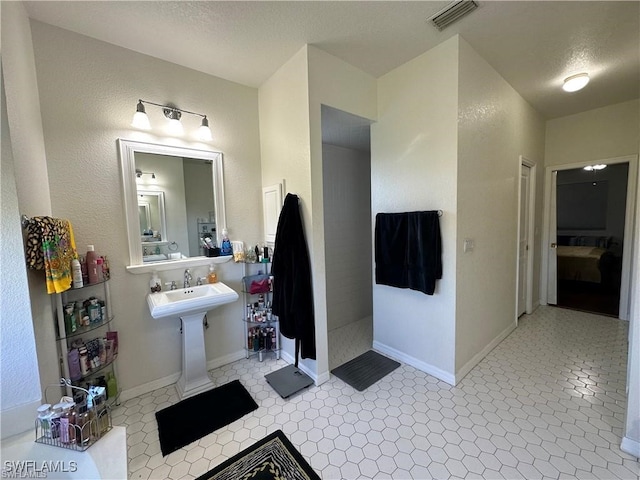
[556,236,615,285]
[557,245,608,283]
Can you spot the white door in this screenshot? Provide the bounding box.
[547,171,558,305]
[518,165,531,316]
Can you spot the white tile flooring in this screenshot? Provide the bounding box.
[114,306,640,479]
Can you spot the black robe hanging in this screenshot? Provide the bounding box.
[271,193,316,362]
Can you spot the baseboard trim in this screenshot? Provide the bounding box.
[279,351,321,385]
[120,350,246,402]
[621,436,640,458]
[455,321,517,384]
[372,341,456,386]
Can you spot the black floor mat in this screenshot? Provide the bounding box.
[331,350,400,391]
[155,379,257,456]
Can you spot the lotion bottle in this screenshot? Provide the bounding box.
[207,265,218,283]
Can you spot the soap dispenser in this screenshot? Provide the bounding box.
[207,265,218,284]
[150,272,162,293]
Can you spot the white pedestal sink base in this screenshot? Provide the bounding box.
[176,312,215,400]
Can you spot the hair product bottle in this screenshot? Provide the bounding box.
[86,245,99,284]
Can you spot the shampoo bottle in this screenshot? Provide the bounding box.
[207,265,218,283]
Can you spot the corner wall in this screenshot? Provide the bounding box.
[1,2,50,435]
[372,37,459,381]
[455,38,546,376]
[258,46,313,373]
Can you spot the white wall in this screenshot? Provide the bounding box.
[258,46,313,373]
[27,20,263,399]
[0,65,43,439]
[546,100,639,167]
[307,46,377,381]
[372,37,459,381]
[322,143,372,333]
[259,45,377,382]
[455,38,546,375]
[1,3,53,434]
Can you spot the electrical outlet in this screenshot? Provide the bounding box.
[463,238,474,253]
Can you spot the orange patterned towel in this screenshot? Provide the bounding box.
[25,216,78,294]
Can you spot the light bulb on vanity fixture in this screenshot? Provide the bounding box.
[130,99,213,141]
[131,100,151,130]
[562,73,590,92]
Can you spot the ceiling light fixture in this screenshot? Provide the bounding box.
[131,99,213,141]
[562,73,590,92]
[583,164,607,171]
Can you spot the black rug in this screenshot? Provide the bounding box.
[331,350,401,391]
[156,379,258,456]
[195,429,320,480]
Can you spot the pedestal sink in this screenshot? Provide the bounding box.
[147,283,239,399]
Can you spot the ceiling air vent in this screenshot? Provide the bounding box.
[429,0,479,31]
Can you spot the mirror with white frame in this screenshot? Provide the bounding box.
[118,138,227,272]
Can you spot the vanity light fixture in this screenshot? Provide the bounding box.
[562,73,590,92]
[131,99,213,141]
[135,168,157,182]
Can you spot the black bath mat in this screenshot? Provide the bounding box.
[156,379,258,456]
[331,350,401,391]
[195,429,320,480]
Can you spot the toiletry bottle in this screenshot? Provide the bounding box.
[106,372,118,400]
[71,258,83,288]
[96,257,104,282]
[150,272,162,293]
[86,245,99,284]
[207,265,218,283]
[101,256,110,280]
[221,229,232,256]
[37,404,52,438]
[78,255,88,285]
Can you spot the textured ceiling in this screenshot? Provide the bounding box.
[23,1,640,126]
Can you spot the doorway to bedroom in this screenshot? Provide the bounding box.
[549,161,631,317]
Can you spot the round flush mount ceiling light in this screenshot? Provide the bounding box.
[562,73,590,92]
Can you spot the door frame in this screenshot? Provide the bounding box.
[516,156,536,319]
[540,154,638,320]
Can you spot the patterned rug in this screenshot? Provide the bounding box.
[195,430,320,480]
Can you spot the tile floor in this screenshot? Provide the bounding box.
[114,306,640,479]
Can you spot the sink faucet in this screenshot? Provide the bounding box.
[184,269,192,288]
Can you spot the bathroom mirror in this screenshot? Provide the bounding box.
[118,138,226,272]
[138,190,167,242]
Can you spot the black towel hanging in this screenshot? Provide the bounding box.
[374,210,442,295]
